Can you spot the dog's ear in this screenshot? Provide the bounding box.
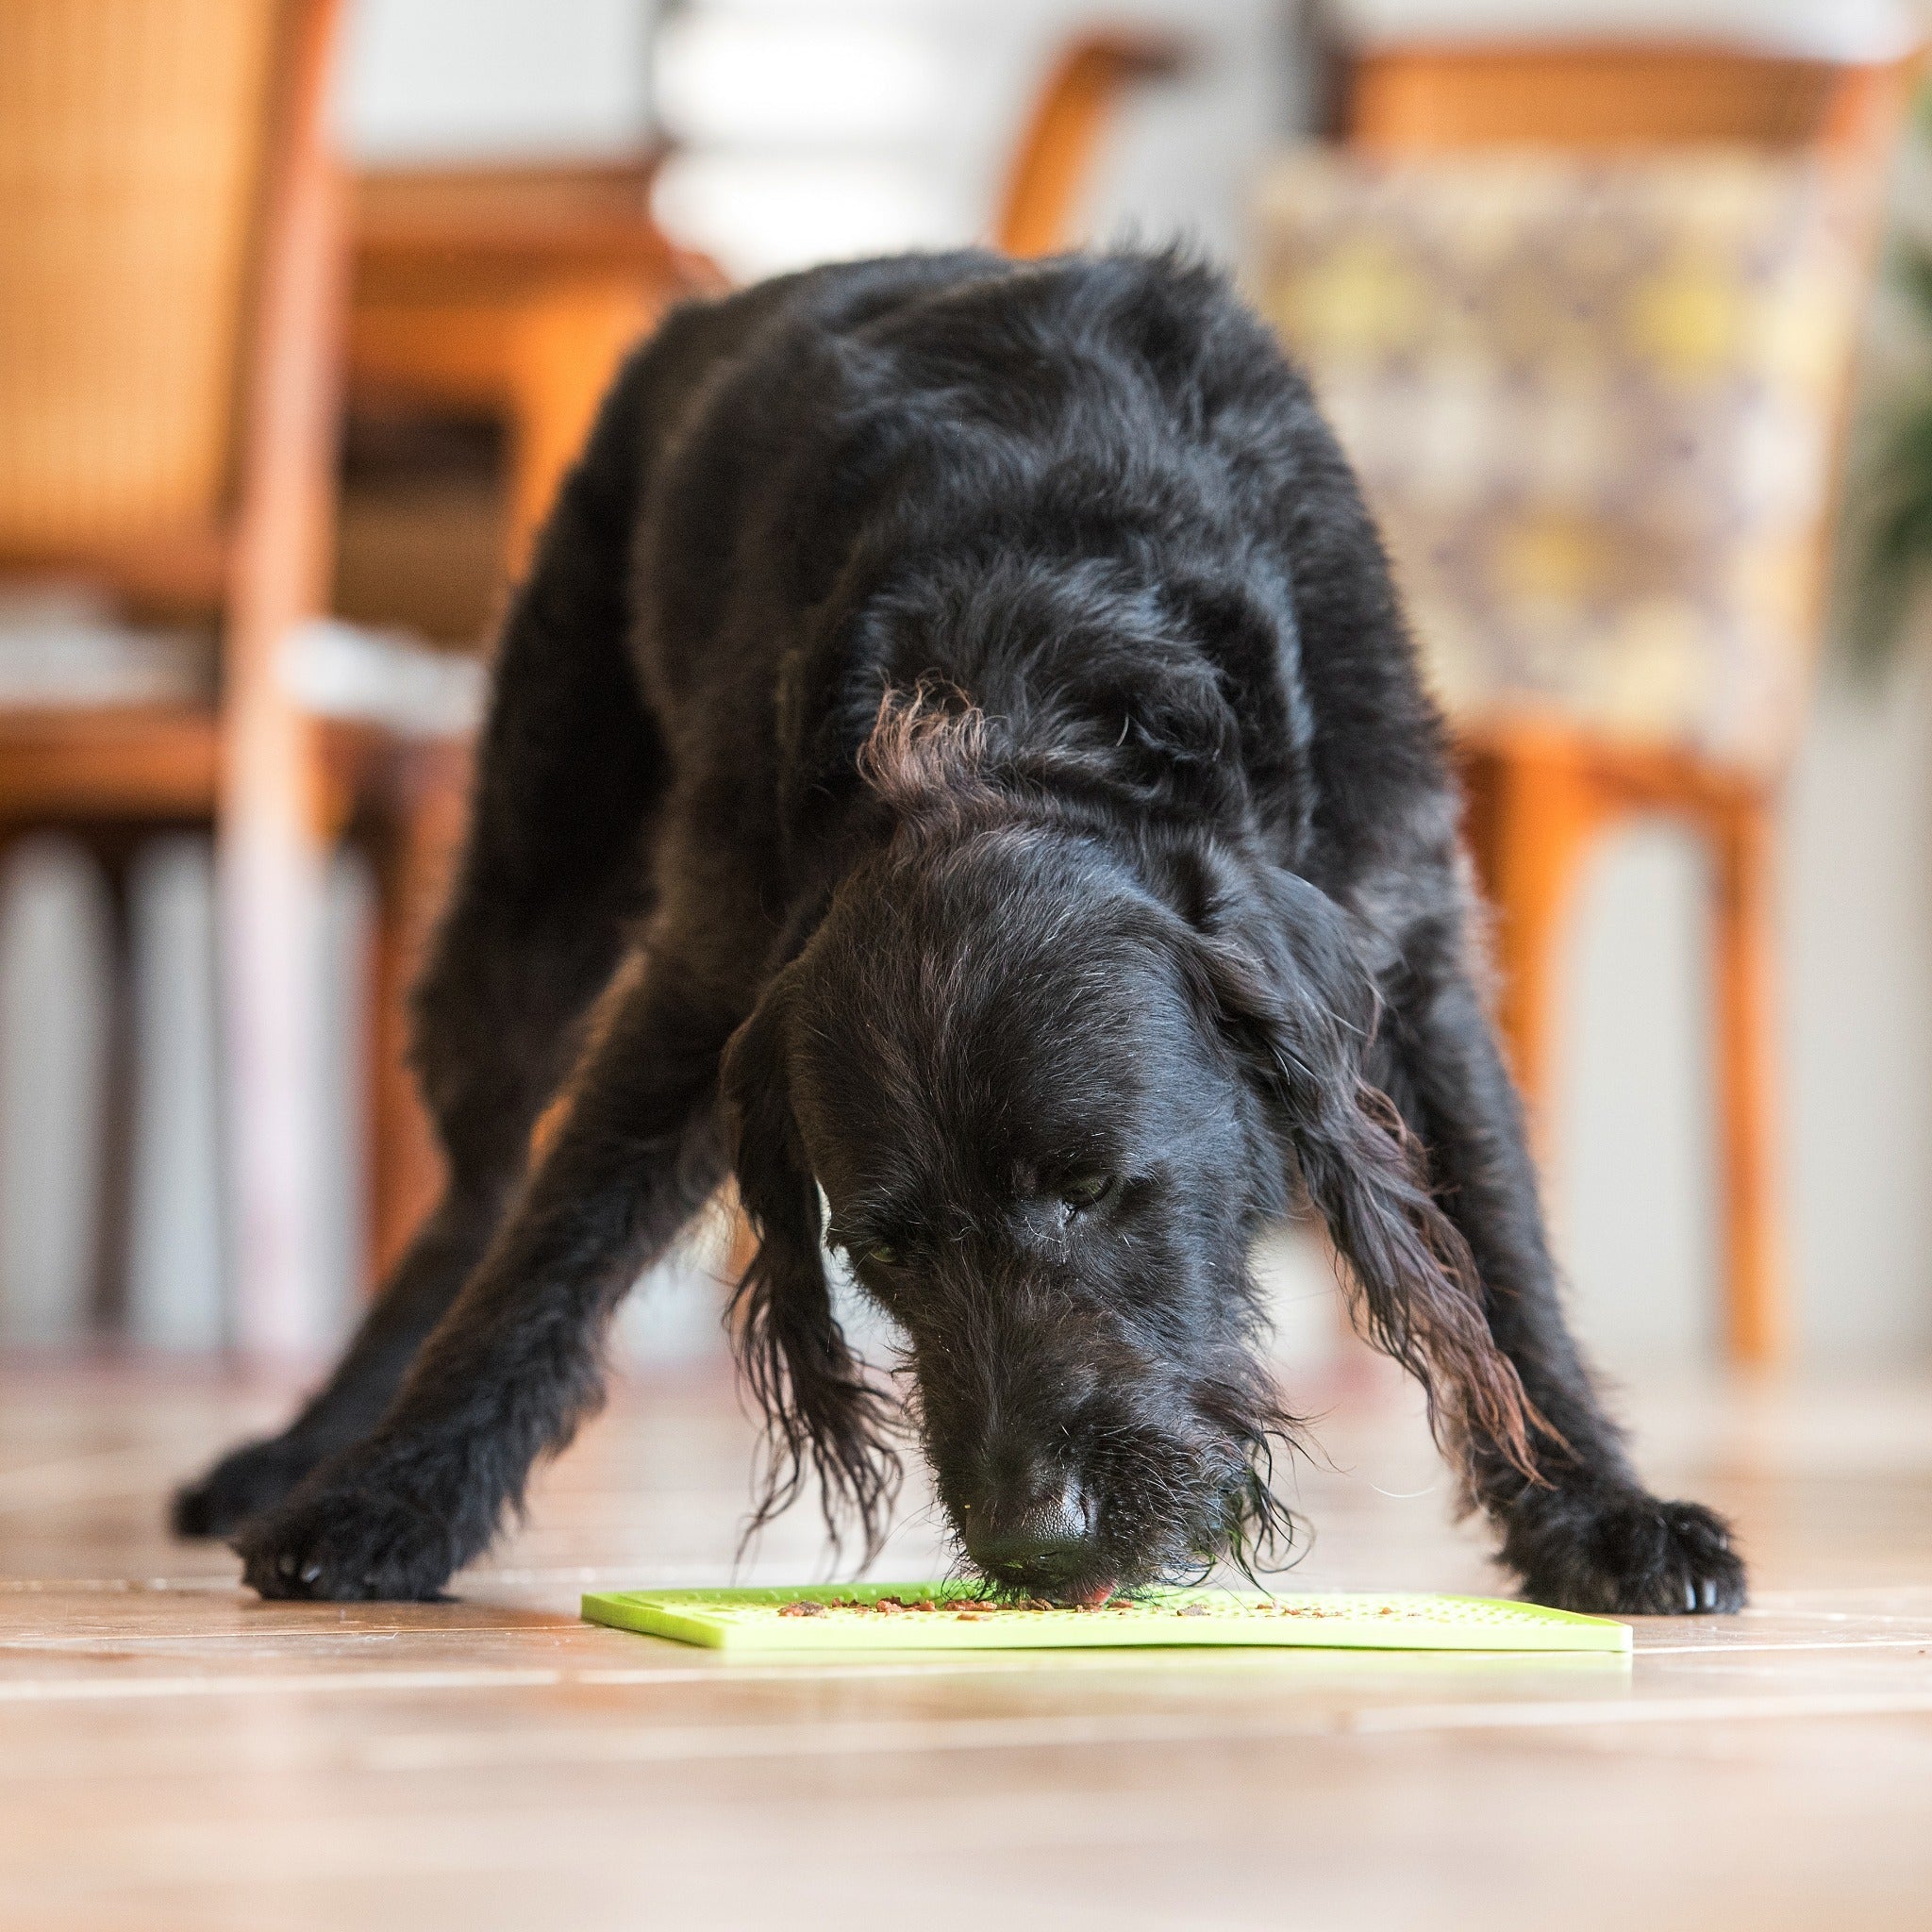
[1181,871,1541,1486]
[719,977,900,1553]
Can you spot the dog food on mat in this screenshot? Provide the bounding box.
[580,1582,1631,1653]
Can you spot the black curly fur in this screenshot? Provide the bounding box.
[174,250,1743,1615]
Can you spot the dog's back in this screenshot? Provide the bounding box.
[612,249,1450,906]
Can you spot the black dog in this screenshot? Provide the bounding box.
[175,250,1744,1614]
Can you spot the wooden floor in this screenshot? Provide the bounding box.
[0,1353,1928,1928]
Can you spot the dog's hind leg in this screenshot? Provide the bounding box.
[1379,965,1747,1616]
[234,938,736,1600]
[173,341,671,1541]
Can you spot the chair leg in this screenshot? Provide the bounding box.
[723,1191,758,1290]
[365,741,468,1287]
[1461,734,1609,1156]
[503,284,653,576]
[220,790,332,1355]
[1710,789,1784,1367]
[366,838,428,1289]
[88,840,139,1334]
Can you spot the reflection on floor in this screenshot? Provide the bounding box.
[0,1354,1927,1927]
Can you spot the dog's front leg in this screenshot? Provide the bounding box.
[236,950,734,1601]
[1385,969,1747,1615]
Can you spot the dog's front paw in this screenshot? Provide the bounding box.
[172,1432,327,1540]
[1502,1485,1746,1616]
[235,1464,465,1603]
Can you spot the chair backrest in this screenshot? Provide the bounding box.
[1251,42,1918,771]
[1342,41,1915,162]
[0,1,294,586]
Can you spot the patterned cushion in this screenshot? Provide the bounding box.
[1252,152,1867,771]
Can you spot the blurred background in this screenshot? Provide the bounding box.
[3,0,1931,1396]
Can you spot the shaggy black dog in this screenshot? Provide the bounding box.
[175,250,1745,1614]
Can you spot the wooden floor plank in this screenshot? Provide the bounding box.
[0,1357,1925,1926]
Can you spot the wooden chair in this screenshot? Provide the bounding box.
[0,0,475,1348]
[996,29,1191,258]
[1268,42,1919,1364]
[348,158,728,581]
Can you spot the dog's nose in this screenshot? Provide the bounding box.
[962,1474,1098,1591]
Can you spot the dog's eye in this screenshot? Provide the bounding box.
[866,1242,903,1270]
[1060,1174,1117,1214]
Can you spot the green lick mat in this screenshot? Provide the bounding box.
[580,1581,1631,1654]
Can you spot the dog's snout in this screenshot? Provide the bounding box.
[962,1472,1104,1594]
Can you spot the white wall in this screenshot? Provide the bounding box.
[338,0,655,159]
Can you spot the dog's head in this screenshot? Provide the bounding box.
[722,704,1533,1601]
